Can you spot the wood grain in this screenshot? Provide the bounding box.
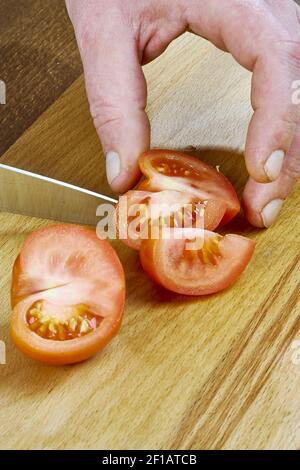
[0,0,81,157]
[0,33,299,450]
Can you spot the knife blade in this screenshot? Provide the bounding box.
[0,163,118,225]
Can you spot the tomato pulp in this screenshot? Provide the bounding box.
[11,225,125,365]
[138,150,240,224]
[116,149,254,296]
[140,229,255,296]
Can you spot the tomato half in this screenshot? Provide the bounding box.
[115,189,226,250]
[138,150,240,225]
[11,225,125,365]
[140,229,255,295]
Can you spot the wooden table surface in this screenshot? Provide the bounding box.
[0,1,300,451]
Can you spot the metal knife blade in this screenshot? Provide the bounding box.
[0,163,118,225]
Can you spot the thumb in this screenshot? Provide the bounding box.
[71,8,150,193]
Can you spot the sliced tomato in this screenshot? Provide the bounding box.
[140,228,255,295]
[115,189,226,250]
[138,149,240,225]
[11,225,125,365]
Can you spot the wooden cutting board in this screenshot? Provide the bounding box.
[0,34,299,450]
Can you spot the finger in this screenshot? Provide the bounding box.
[71,8,150,193]
[184,0,300,184]
[245,49,300,184]
[243,120,300,227]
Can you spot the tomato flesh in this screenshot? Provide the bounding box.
[11,225,125,365]
[26,301,102,341]
[115,189,226,250]
[140,229,255,296]
[138,150,240,225]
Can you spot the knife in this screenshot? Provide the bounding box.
[0,163,118,225]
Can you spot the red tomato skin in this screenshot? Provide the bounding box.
[10,225,126,365]
[140,232,255,296]
[10,300,123,366]
[115,189,227,251]
[138,149,241,225]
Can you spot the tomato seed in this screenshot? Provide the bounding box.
[26,302,102,341]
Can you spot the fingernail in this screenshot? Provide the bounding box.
[261,199,284,228]
[264,150,285,181]
[106,151,121,185]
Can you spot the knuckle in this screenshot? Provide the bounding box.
[231,0,267,21]
[277,113,298,135]
[90,100,123,133]
[277,36,300,73]
[77,23,98,53]
[285,42,300,71]
[284,165,300,183]
[284,155,300,180]
[271,115,298,152]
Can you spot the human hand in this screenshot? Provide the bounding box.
[66,0,300,227]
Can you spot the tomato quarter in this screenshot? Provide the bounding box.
[115,189,226,250]
[140,229,255,295]
[11,225,125,365]
[138,150,240,225]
